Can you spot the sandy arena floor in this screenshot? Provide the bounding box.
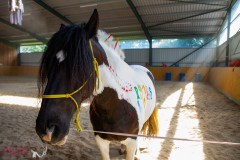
[0,76,240,160]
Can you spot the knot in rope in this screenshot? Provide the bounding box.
[65,94,71,98]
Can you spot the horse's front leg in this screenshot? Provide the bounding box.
[122,138,138,160]
[95,135,110,160]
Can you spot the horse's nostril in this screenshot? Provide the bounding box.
[42,125,55,142]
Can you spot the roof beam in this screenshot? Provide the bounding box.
[137,2,226,10]
[150,25,221,30]
[126,0,151,41]
[153,34,214,39]
[148,6,227,28]
[145,18,224,24]
[33,0,73,24]
[142,10,226,18]
[0,37,19,48]
[167,0,228,7]
[0,18,47,44]
[170,36,216,66]
[153,28,215,36]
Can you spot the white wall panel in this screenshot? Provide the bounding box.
[20,48,217,67]
[20,53,42,66]
[124,49,148,65]
[123,48,216,67]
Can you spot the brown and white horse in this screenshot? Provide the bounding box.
[36,9,158,160]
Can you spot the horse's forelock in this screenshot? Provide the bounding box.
[38,24,96,95]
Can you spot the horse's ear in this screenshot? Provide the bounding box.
[85,9,99,38]
[59,24,65,30]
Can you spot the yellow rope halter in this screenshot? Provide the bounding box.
[42,40,100,132]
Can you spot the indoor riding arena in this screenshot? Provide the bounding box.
[0,0,240,160]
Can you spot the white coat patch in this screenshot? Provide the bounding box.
[56,50,65,62]
[95,35,156,131]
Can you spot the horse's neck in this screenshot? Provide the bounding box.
[98,40,131,78]
[95,40,134,97]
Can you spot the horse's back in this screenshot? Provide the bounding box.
[130,65,154,84]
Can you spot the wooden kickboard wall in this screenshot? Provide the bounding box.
[147,67,210,81]
[208,67,240,104]
[0,42,17,66]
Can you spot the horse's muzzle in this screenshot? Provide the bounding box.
[40,126,68,146]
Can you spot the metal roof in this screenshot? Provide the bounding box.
[0,0,235,46]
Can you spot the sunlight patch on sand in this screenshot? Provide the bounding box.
[181,82,195,106]
[0,95,90,109]
[0,95,41,107]
[169,82,205,160]
[139,88,183,159]
[161,89,183,108]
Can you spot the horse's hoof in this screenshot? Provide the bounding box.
[118,148,127,155]
[118,144,126,155]
[134,156,140,160]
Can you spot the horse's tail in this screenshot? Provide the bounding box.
[141,105,159,136]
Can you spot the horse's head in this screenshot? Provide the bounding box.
[35,9,105,145]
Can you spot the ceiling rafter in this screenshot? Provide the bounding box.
[148,6,227,28]
[126,0,151,41]
[141,11,226,19]
[167,0,228,7]
[145,18,224,26]
[150,25,221,30]
[153,28,215,36]
[0,18,47,44]
[136,2,226,10]
[153,34,214,39]
[0,37,19,48]
[33,0,73,24]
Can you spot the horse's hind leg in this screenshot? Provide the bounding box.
[122,138,138,160]
[95,135,110,160]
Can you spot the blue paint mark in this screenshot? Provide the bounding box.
[148,87,152,100]
[137,100,141,112]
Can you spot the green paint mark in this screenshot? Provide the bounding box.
[134,86,140,99]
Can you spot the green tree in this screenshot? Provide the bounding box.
[20,45,46,53]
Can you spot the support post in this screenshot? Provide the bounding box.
[215,36,220,66]
[126,0,152,66]
[149,39,152,66]
[16,46,21,66]
[225,8,231,66]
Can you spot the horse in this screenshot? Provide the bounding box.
[35,9,159,160]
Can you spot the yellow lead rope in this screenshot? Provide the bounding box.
[89,40,100,90]
[42,40,100,132]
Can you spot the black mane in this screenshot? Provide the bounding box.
[38,23,95,94]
